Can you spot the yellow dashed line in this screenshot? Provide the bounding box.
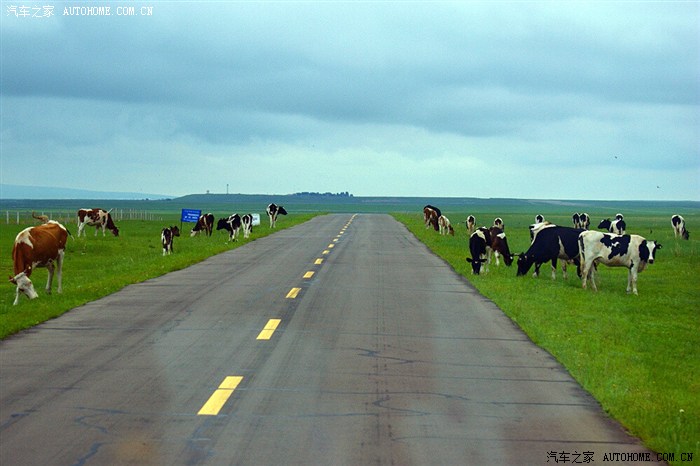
[322,250,330,255]
[286,287,301,299]
[198,376,243,416]
[256,319,281,340]
[303,271,315,279]
[315,258,323,265]
[328,244,335,248]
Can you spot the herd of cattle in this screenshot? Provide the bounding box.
[423,205,691,295]
[8,204,288,305]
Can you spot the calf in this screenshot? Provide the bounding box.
[466,227,490,275]
[579,230,661,295]
[488,226,513,266]
[9,221,68,305]
[516,225,584,280]
[217,214,242,242]
[241,214,253,239]
[438,215,455,236]
[161,226,180,256]
[466,215,476,234]
[423,205,441,231]
[598,218,626,235]
[266,203,288,228]
[77,208,119,237]
[191,213,214,237]
[671,215,690,240]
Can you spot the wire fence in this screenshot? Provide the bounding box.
[4,209,162,226]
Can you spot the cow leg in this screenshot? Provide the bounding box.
[627,266,639,295]
[495,251,501,266]
[550,259,557,280]
[45,262,55,294]
[55,250,64,294]
[561,262,568,280]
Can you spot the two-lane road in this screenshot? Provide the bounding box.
[0,214,658,465]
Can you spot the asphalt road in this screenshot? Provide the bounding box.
[0,214,660,465]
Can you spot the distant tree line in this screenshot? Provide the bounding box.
[292,191,353,198]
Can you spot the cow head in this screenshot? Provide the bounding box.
[515,253,534,276]
[639,241,662,264]
[216,218,229,231]
[466,257,487,275]
[9,271,39,303]
[171,226,180,237]
[278,206,288,215]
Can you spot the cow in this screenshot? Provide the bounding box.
[438,215,455,236]
[191,213,214,237]
[615,213,624,221]
[529,221,552,241]
[241,214,254,239]
[217,214,242,242]
[488,226,514,266]
[266,203,288,228]
[493,217,504,230]
[466,215,476,234]
[77,208,119,237]
[572,213,581,229]
[535,214,545,224]
[598,218,626,235]
[516,225,584,280]
[9,221,68,305]
[671,215,690,240]
[579,213,590,229]
[423,205,441,231]
[579,230,661,295]
[466,227,490,275]
[161,226,180,256]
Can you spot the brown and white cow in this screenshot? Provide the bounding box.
[487,226,514,266]
[438,215,455,236]
[77,208,119,237]
[161,226,180,255]
[191,213,215,237]
[9,221,68,305]
[423,205,441,231]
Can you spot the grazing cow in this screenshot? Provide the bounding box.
[488,226,513,266]
[579,230,661,295]
[466,227,490,275]
[161,226,180,256]
[241,214,253,239]
[516,225,584,280]
[77,208,119,237]
[579,213,590,229]
[615,213,624,221]
[191,213,215,237]
[598,218,626,235]
[493,217,504,230]
[535,214,545,224]
[217,214,242,242]
[266,203,288,228]
[9,221,68,305]
[466,215,476,234]
[423,205,441,231]
[671,215,690,240]
[438,215,455,236]
[572,213,581,229]
[32,211,49,224]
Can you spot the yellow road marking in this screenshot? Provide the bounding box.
[328,244,335,248]
[286,287,301,299]
[315,258,323,265]
[303,271,315,279]
[322,250,330,255]
[198,376,243,416]
[256,319,281,340]
[333,238,339,242]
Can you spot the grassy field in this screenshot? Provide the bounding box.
[393,209,699,465]
[0,212,318,338]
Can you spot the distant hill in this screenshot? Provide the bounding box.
[0,184,171,200]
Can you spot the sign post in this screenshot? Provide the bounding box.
[181,209,202,231]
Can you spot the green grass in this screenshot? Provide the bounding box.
[394,211,700,465]
[0,213,318,338]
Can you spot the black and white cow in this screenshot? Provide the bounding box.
[266,203,287,228]
[572,213,581,229]
[466,215,476,234]
[579,230,661,295]
[191,213,215,237]
[241,214,253,239]
[671,215,690,240]
[161,226,180,256]
[598,218,626,235]
[535,214,545,224]
[516,225,584,280]
[217,214,242,242]
[493,217,504,230]
[487,226,514,266]
[466,227,490,275]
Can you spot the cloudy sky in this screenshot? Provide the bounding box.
[1,1,698,200]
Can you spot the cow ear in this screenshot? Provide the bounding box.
[466,258,473,263]
[656,243,662,249]
[9,275,16,284]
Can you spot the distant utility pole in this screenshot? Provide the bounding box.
[226,184,229,195]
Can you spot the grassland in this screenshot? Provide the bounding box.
[393,209,699,465]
